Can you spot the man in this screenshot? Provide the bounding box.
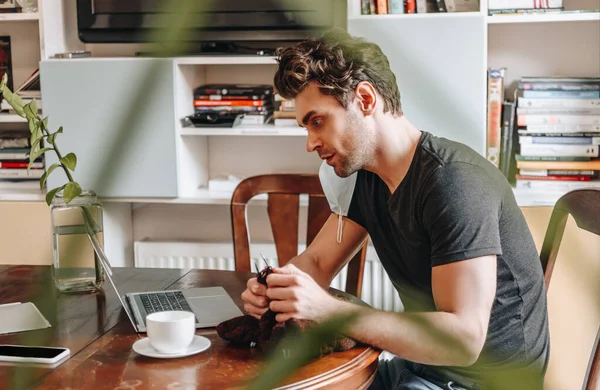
[241,29,550,390]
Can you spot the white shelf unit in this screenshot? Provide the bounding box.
[347,0,600,208]
[0,12,39,22]
[172,57,320,202]
[0,0,85,201]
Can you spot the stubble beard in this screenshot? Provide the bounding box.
[333,111,373,178]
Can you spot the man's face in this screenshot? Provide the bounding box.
[294,83,373,178]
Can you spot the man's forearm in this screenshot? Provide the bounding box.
[331,300,484,367]
[288,252,332,290]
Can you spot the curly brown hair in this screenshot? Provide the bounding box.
[273,28,402,117]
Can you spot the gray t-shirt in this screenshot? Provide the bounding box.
[346,131,550,388]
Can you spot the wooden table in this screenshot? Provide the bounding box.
[0,266,380,389]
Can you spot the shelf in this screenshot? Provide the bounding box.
[101,189,314,206]
[349,12,482,20]
[487,11,600,24]
[179,125,305,136]
[174,55,277,66]
[0,12,39,22]
[0,114,26,123]
[0,190,45,202]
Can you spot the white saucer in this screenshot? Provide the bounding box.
[132,335,211,359]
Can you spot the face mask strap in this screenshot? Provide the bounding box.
[336,212,343,244]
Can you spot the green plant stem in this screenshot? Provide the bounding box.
[39,120,74,183]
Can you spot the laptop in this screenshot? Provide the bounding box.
[102,260,243,332]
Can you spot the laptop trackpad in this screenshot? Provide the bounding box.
[187,295,243,328]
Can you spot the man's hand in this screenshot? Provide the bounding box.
[241,277,269,319]
[266,264,339,323]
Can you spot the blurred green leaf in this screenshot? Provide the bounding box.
[45,184,65,206]
[247,312,360,390]
[60,152,77,171]
[0,83,25,117]
[47,127,63,145]
[39,163,61,191]
[29,147,53,165]
[24,100,38,119]
[42,115,49,129]
[63,181,82,204]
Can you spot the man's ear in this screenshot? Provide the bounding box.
[354,81,377,116]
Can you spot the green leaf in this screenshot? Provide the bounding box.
[42,116,49,130]
[0,86,25,117]
[24,100,38,120]
[29,147,53,165]
[30,133,43,153]
[39,163,61,191]
[45,184,66,206]
[63,181,82,204]
[247,312,360,390]
[47,127,63,145]
[28,117,40,135]
[60,153,77,171]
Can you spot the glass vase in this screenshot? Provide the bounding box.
[50,189,105,293]
[16,0,38,13]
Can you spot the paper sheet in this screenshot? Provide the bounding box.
[0,302,51,335]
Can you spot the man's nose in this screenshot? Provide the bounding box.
[306,131,321,153]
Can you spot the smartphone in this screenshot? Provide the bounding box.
[0,345,70,364]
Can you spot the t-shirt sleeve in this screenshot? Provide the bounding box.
[346,182,366,229]
[420,162,503,267]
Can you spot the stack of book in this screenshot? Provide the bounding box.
[0,130,44,191]
[192,84,274,126]
[514,76,600,191]
[273,93,297,127]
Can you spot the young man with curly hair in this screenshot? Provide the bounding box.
[241,29,550,390]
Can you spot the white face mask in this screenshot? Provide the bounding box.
[318,161,358,244]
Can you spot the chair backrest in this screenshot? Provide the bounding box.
[539,188,600,390]
[230,173,367,298]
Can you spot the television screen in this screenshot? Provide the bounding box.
[76,0,337,46]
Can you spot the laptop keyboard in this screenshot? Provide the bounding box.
[139,291,198,323]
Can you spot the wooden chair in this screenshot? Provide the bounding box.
[230,173,368,298]
[539,188,600,390]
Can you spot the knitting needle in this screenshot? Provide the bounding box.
[260,252,269,267]
[253,260,260,273]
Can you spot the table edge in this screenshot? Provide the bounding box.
[273,347,381,390]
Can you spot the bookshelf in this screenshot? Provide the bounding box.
[0,0,595,268]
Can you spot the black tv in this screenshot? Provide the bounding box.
[76,0,338,48]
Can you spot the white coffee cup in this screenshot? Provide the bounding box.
[146,311,195,354]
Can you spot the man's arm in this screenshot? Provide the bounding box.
[267,254,497,367]
[241,214,367,318]
[288,214,368,289]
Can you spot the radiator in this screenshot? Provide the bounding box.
[134,241,403,312]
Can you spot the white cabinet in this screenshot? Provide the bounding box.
[40,58,178,198]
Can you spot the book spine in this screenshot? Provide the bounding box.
[486,68,505,168]
[522,90,600,99]
[524,124,600,133]
[517,114,600,126]
[516,107,600,115]
[518,97,600,109]
[0,168,43,179]
[519,136,600,145]
[519,144,598,157]
[518,81,600,91]
[516,160,600,170]
[515,174,591,181]
[389,0,406,13]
